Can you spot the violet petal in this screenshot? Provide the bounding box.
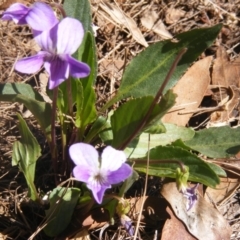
[73,165,92,182]
[26,2,58,31]
[120,216,134,236]
[101,146,127,171]
[89,183,110,204]
[1,3,29,24]
[69,143,99,169]
[182,184,199,211]
[107,163,132,184]
[33,24,58,52]
[66,56,90,78]
[44,57,69,89]
[56,17,84,55]
[15,51,46,74]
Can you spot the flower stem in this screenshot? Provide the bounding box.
[50,3,67,18]
[118,48,187,150]
[66,78,73,117]
[51,87,58,183]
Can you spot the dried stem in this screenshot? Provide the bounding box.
[133,134,150,240]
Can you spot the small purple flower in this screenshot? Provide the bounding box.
[1,2,58,31]
[69,143,133,204]
[2,2,90,89]
[180,184,198,211]
[120,215,134,236]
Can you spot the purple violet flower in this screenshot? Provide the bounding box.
[2,2,90,89]
[180,184,199,211]
[176,167,198,211]
[69,143,133,204]
[120,215,134,236]
[1,2,58,32]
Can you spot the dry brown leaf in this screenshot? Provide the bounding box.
[141,9,172,39]
[162,56,212,126]
[161,182,232,240]
[209,47,240,126]
[205,177,240,206]
[161,206,197,240]
[208,85,240,126]
[99,2,148,47]
[166,7,186,25]
[212,46,240,87]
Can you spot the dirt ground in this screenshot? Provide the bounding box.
[1,0,240,239]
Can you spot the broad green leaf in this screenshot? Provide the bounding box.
[12,114,41,201]
[0,83,45,101]
[171,138,192,150]
[207,162,226,177]
[64,0,92,33]
[99,111,114,145]
[144,121,166,134]
[125,123,195,159]
[102,24,222,110]
[64,1,97,136]
[0,83,52,142]
[149,90,176,127]
[44,187,80,237]
[111,91,176,148]
[184,126,240,158]
[79,32,97,132]
[134,146,220,187]
[64,0,97,83]
[85,116,108,143]
[75,80,84,128]
[111,96,161,148]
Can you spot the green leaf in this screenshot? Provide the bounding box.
[111,91,176,148]
[85,116,108,143]
[119,170,139,196]
[102,24,222,110]
[125,123,195,159]
[64,0,93,33]
[144,121,166,134]
[64,0,97,136]
[79,32,97,131]
[110,96,160,148]
[75,80,84,128]
[12,114,41,201]
[134,146,220,187]
[64,0,97,83]
[0,82,45,101]
[207,162,226,177]
[44,187,80,237]
[184,126,240,158]
[0,83,52,142]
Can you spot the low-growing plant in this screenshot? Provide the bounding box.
[1,0,238,238]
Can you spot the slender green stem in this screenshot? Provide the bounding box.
[118,48,187,150]
[51,87,58,183]
[50,3,67,18]
[66,78,73,117]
